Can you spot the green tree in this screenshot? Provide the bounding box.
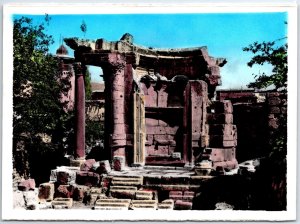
[13,16,73,183]
[85,68,92,100]
[242,39,287,90]
[243,37,288,210]
[80,20,87,37]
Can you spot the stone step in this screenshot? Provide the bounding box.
[111,176,143,186]
[110,186,137,199]
[158,199,174,210]
[129,200,157,210]
[94,198,131,210]
[51,198,73,209]
[135,190,154,200]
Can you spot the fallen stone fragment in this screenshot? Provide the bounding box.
[215,202,234,210]
[113,156,125,171]
[72,184,90,201]
[93,160,112,174]
[80,159,96,172]
[38,182,55,201]
[18,179,36,191]
[174,200,192,210]
[13,191,25,209]
[76,171,100,187]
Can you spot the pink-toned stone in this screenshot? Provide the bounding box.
[80,159,96,171]
[113,156,125,171]
[74,62,86,159]
[76,171,100,187]
[157,89,168,107]
[55,185,74,198]
[18,179,35,191]
[214,100,233,114]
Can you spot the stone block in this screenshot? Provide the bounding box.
[72,185,90,201]
[145,118,159,126]
[269,106,281,114]
[76,171,100,187]
[268,97,281,106]
[146,135,154,146]
[51,198,73,209]
[38,182,55,201]
[224,147,236,161]
[157,91,168,107]
[169,191,183,201]
[23,189,38,209]
[110,186,137,199]
[267,92,280,97]
[174,200,192,210]
[214,100,233,114]
[113,156,126,171]
[143,174,162,185]
[213,159,238,170]
[70,159,86,168]
[129,200,158,210]
[207,113,233,124]
[184,191,195,196]
[135,190,154,200]
[268,118,279,129]
[80,159,96,171]
[281,107,287,114]
[13,191,25,209]
[51,167,78,185]
[111,176,143,186]
[158,199,174,210]
[55,185,74,198]
[206,148,225,162]
[100,175,112,188]
[94,198,131,210]
[18,179,36,191]
[93,160,112,174]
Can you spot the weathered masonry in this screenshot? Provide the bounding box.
[65,33,237,170]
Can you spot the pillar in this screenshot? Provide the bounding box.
[73,62,86,159]
[104,54,127,161]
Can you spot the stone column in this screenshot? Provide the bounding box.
[105,53,127,170]
[73,62,86,159]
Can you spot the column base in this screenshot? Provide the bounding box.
[70,159,86,168]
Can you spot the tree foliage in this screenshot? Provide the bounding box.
[243,39,287,90]
[80,20,87,37]
[13,16,73,182]
[85,68,92,100]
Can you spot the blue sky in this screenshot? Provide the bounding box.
[13,13,287,89]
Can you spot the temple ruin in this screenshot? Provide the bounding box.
[64,33,238,171]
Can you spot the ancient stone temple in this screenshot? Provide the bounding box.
[64,33,237,171]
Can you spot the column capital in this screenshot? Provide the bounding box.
[106,53,127,73]
[73,62,86,76]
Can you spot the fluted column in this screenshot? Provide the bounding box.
[73,62,86,159]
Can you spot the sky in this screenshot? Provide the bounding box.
[13,12,287,89]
